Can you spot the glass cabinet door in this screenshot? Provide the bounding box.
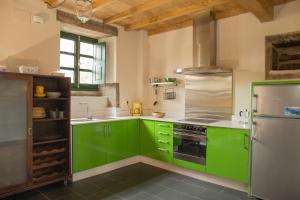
[0,74,32,190]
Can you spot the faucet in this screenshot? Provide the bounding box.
[79,102,92,119]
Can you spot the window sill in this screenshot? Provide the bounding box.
[71,90,101,96]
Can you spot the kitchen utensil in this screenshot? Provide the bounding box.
[165,78,177,82]
[239,109,249,124]
[152,112,165,118]
[19,65,39,74]
[33,107,46,119]
[58,111,64,119]
[46,92,62,98]
[49,110,58,119]
[132,102,142,116]
[35,85,44,94]
[164,88,176,100]
[34,85,46,98]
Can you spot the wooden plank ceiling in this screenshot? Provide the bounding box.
[59,0,295,36]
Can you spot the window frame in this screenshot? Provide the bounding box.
[60,31,106,91]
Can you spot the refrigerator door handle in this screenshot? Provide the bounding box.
[251,121,258,142]
[252,94,258,113]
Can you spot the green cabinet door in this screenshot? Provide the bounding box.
[72,123,107,173]
[140,120,156,159]
[126,119,140,157]
[106,121,127,163]
[206,127,249,183]
[155,121,173,163]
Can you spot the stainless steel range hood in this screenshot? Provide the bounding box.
[176,11,232,75]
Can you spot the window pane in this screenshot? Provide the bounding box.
[60,54,75,68]
[80,56,94,70]
[60,69,75,83]
[80,42,94,56]
[80,71,93,84]
[60,38,75,53]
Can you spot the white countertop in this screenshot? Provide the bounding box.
[71,116,249,130]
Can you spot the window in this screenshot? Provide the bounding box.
[60,32,106,90]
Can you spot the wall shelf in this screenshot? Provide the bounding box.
[150,82,177,87]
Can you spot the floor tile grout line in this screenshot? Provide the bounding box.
[38,190,51,200]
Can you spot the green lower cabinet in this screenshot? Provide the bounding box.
[125,119,140,157]
[173,159,206,172]
[72,123,106,173]
[206,127,249,183]
[106,121,127,163]
[140,120,156,159]
[155,121,173,163]
[140,120,173,163]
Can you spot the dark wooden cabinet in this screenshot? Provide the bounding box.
[0,72,71,198]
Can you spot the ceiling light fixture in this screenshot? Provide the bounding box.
[75,0,94,23]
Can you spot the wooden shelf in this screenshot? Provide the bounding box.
[33,118,69,122]
[33,147,66,157]
[33,172,66,183]
[33,138,68,146]
[33,159,66,171]
[33,98,68,101]
[150,82,177,87]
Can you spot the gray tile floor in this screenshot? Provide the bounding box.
[4,163,256,200]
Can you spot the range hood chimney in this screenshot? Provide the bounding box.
[176,11,232,75]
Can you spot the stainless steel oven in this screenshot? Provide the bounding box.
[173,123,207,165]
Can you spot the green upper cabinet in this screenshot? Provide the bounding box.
[125,119,140,157]
[106,121,127,163]
[72,123,107,173]
[140,120,156,159]
[206,127,249,183]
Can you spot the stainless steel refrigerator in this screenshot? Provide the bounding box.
[250,81,300,200]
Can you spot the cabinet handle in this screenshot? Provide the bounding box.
[251,121,258,142]
[243,133,248,150]
[158,140,169,144]
[104,125,108,137]
[252,94,258,113]
[27,128,32,136]
[158,124,171,128]
[159,132,170,136]
[157,148,169,153]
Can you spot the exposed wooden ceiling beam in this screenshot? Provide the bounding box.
[92,0,114,12]
[104,0,173,24]
[234,0,274,22]
[148,18,193,36]
[125,0,229,31]
[214,6,246,19]
[57,10,118,36]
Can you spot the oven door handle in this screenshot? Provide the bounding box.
[173,132,205,141]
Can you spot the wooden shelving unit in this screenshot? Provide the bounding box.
[32,74,71,187]
[0,72,71,199]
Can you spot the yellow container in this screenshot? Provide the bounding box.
[132,102,142,116]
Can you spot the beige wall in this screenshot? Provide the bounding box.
[0,0,145,117]
[0,0,60,74]
[147,0,300,118]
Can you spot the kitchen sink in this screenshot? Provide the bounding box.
[71,118,102,122]
[71,117,117,122]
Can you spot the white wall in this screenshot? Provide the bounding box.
[147,0,300,118]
